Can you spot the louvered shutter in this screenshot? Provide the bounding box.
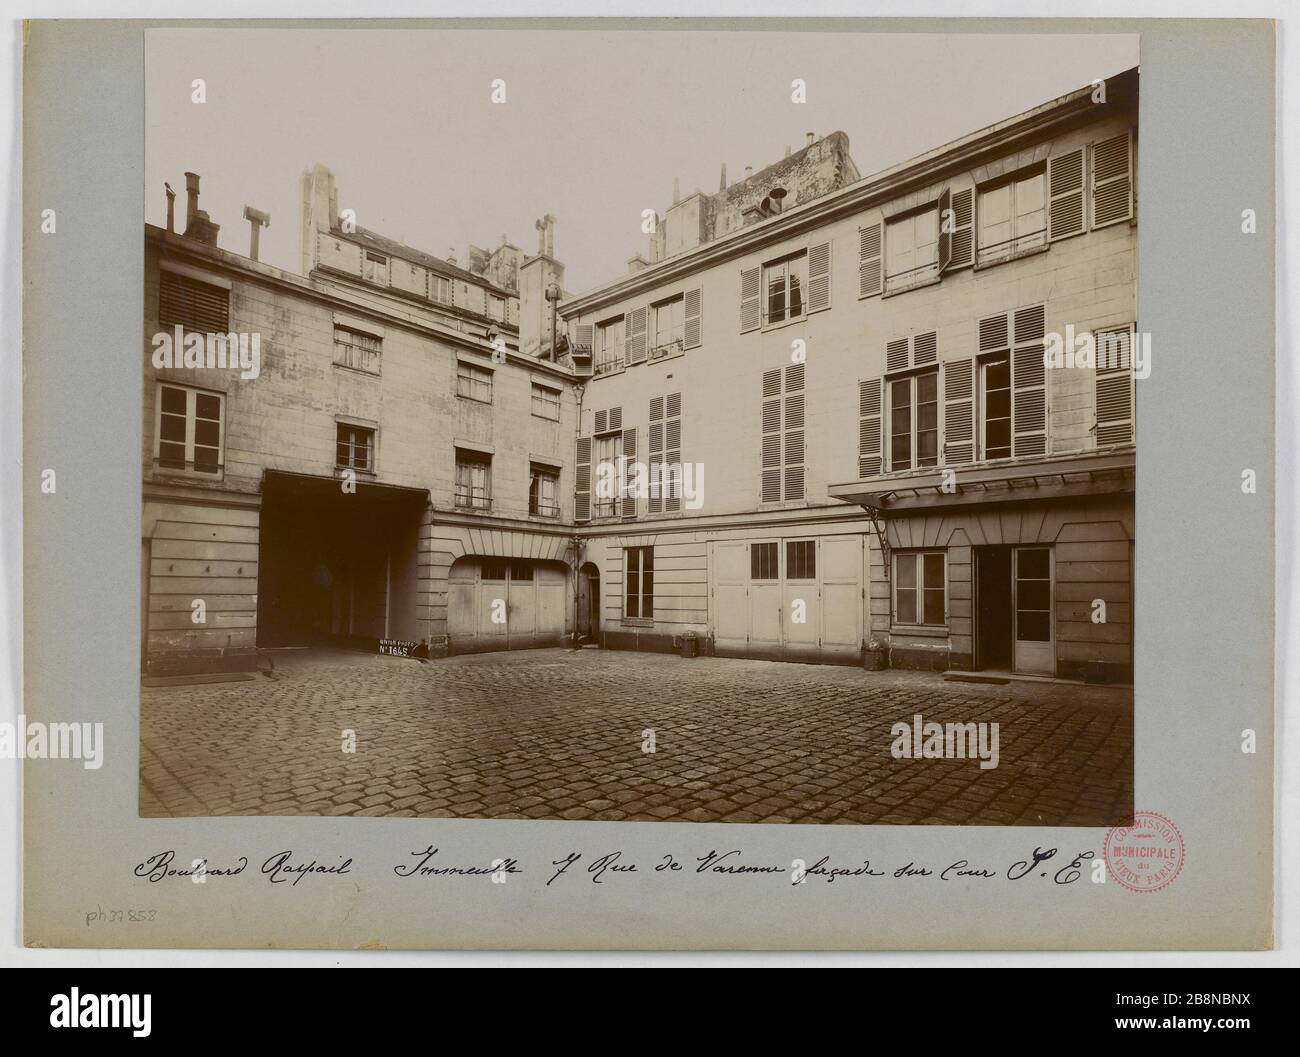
[608,406,622,432]
[574,436,592,522]
[664,392,682,512]
[807,241,832,313]
[937,189,953,273]
[574,322,594,357]
[947,188,974,269]
[1048,148,1086,241]
[1094,325,1135,446]
[625,308,648,364]
[886,338,910,373]
[1011,305,1047,456]
[858,377,883,477]
[594,409,608,435]
[783,365,806,500]
[858,222,883,297]
[159,270,230,334]
[1091,131,1133,229]
[683,287,702,349]
[621,427,638,520]
[979,312,1009,353]
[942,359,975,464]
[761,368,782,502]
[647,396,665,514]
[740,267,761,333]
[912,331,938,367]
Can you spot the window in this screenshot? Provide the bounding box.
[155,383,224,475]
[455,450,492,509]
[761,364,806,502]
[333,326,381,374]
[481,560,507,581]
[489,294,506,322]
[596,318,625,375]
[593,432,623,518]
[894,552,945,626]
[750,542,778,580]
[887,371,939,471]
[430,274,451,304]
[977,169,1046,266]
[981,357,1012,459]
[885,206,939,291]
[530,383,561,421]
[650,296,684,357]
[510,560,534,582]
[336,423,374,472]
[763,253,806,325]
[529,464,560,517]
[363,251,388,285]
[159,269,229,335]
[624,546,654,620]
[456,361,493,403]
[785,540,816,581]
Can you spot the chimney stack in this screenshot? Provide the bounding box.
[805,132,815,147]
[164,183,176,233]
[744,166,753,180]
[243,205,270,262]
[181,171,220,247]
[184,172,200,228]
[719,163,727,190]
[672,176,680,205]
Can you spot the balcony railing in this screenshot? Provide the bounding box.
[454,489,492,511]
[649,337,683,361]
[593,355,625,377]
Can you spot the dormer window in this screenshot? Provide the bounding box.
[363,251,388,285]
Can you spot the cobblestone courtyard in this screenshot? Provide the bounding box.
[140,648,1133,826]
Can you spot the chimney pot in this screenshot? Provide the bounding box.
[184,172,201,228]
[805,132,815,147]
[164,182,176,233]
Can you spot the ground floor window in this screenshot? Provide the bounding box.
[624,546,654,620]
[894,551,946,626]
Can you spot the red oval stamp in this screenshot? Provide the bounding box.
[1104,810,1185,893]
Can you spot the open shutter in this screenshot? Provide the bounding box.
[1094,325,1135,446]
[574,436,591,522]
[937,189,952,273]
[574,322,594,357]
[664,393,682,512]
[947,188,974,270]
[858,377,883,477]
[608,406,622,432]
[942,359,975,465]
[886,337,910,373]
[858,222,883,297]
[761,368,782,502]
[594,409,607,435]
[740,266,761,333]
[683,287,702,349]
[807,240,831,313]
[783,364,806,501]
[1048,148,1086,241]
[1011,305,1047,457]
[647,396,664,514]
[1091,131,1133,229]
[621,427,638,520]
[625,308,647,364]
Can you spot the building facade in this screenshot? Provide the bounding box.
[560,70,1137,683]
[143,70,1137,684]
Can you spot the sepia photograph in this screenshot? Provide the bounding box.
[137,27,1141,829]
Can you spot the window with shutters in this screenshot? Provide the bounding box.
[624,546,654,621]
[454,449,492,509]
[593,432,623,518]
[530,383,561,421]
[158,269,230,334]
[648,393,683,514]
[763,252,806,326]
[155,383,224,476]
[976,167,1047,267]
[894,551,946,627]
[529,463,560,517]
[595,317,626,375]
[336,423,375,473]
[1094,324,1136,447]
[885,205,939,293]
[650,295,685,359]
[333,326,382,374]
[761,364,805,503]
[363,251,388,286]
[456,361,493,403]
[888,371,940,472]
[977,305,1048,459]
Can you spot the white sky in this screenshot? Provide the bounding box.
[145,28,1138,294]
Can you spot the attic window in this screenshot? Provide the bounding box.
[363,252,388,285]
